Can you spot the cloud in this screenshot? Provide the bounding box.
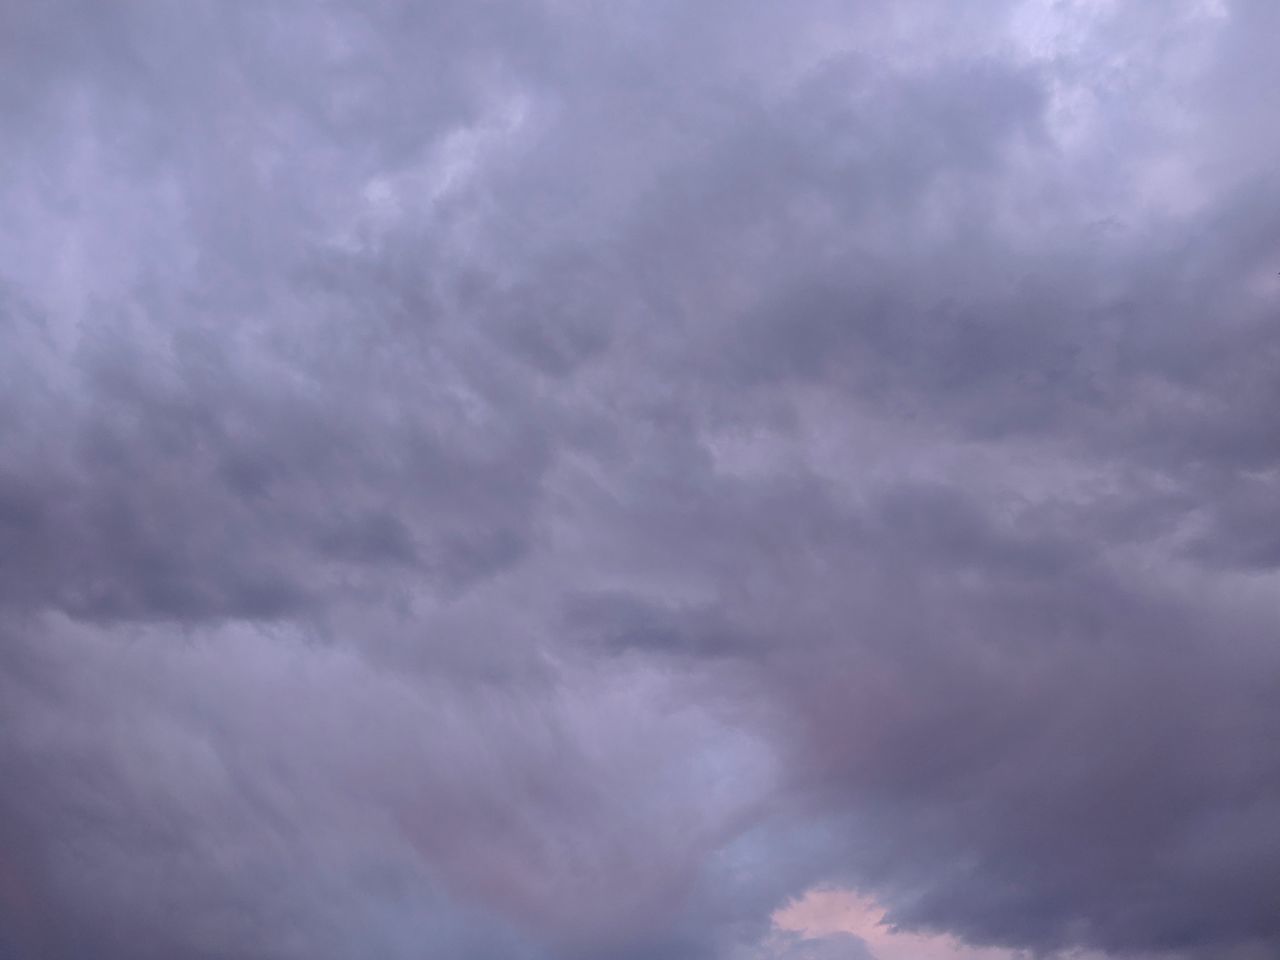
[3,1,1280,959]
[772,886,1050,960]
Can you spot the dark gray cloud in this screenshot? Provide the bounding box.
[2,2,1279,959]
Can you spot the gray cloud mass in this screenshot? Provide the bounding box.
[2,2,1279,959]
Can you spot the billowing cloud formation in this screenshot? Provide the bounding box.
[2,2,1279,959]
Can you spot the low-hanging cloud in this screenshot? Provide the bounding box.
[2,2,1279,959]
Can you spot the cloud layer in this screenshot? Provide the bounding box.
[2,2,1279,959]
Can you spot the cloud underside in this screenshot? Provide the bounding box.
[2,2,1280,959]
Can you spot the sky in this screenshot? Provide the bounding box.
[1,1,1278,958]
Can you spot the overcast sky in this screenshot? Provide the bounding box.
[2,2,1279,959]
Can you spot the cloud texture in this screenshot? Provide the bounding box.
[2,2,1279,958]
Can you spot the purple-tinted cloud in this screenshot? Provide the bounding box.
[2,2,1280,959]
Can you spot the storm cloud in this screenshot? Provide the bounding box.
[2,2,1279,959]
